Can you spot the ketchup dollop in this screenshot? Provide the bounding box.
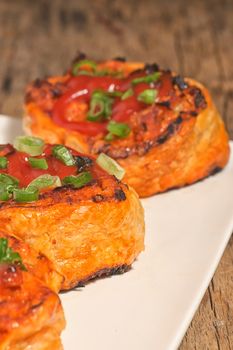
[52,73,155,136]
[0,145,106,187]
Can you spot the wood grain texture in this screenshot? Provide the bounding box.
[0,0,232,348]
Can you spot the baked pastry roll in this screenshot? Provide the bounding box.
[0,236,65,350]
[24,56,230,197]
[0,138,144,290]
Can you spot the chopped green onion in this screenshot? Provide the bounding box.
[94,70,109,77]
[72,60,97,76]
[94,70,123,78]
[14,136,45,156]
[137,89,157,104]
[88,100,105,121]
[0,238,26,270]
[28,157,48,170]
[52,145,75,166]
[131,72,161,85]
[107,91,123,98]
[13,187,39,202]
[107,121,131,138]
[75,70,93,76]
[0,186,16,201]
[121,88,134,100]
[105,133,114,141]
[96,153,125,180]
[62,172,92,188]
[0,174,19,201]
[0,174,19,187]
[0,190,10,201]
[5,185,16,194]
[87,90,113,121]
[0,156,8,169]
[104,100,112,119]
[27,174,61,190]
[5,185,17,195]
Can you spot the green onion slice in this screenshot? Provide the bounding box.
[72,60,97,76]
[27,174,61,191]
[0,174,19,187]
[107,121,131,138]
[75,70,93,76]
[0,174,19,201]
[94,70,109,77]
[0,156,8,169]
[96,153,125,180]
[87,90,113,122]
[95,70,123,78]
[13,187,39,202]
[137,89,157,104]
[105,133,114,141]
[14,136,45,156]
[121,88,134,100]
[0,238,26,270]
[107,91,123,98]
[52,145,75,166]
[131,72,161,85]
[0,190,10,201]
[88,99,105,121]
[28,157,48,170]
[62,172,92,188]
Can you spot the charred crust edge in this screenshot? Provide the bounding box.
[208,166,222,176]
[0,179,126,209]
[172,75,188,90]
[74,155,93,172]
[32,78,44,88]
[144,63,159,73]
[99,108,200,159]
[156,115,183,145]
[156,101,171,108]
[190,87,207,109]
[113,56,126,62]
[72,52,86,64]
[75,264,131,287]
[114,188,126,201]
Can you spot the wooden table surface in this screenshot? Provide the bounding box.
[0,0,232,348]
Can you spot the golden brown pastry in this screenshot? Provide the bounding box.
[24,56,230,197]
[0,139,144,290]
[0,238,65,350]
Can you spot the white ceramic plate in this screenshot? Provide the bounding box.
[1,115,232,350]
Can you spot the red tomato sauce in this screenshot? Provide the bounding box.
[0,145,106,187]
[52,72,160,136]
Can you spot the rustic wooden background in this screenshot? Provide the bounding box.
[0,0,232,348]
